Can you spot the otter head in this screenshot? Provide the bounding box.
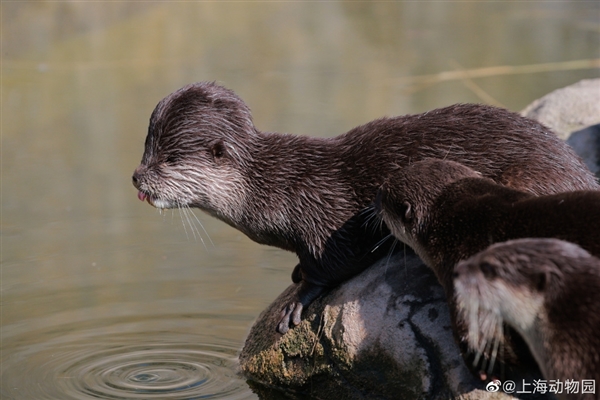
[132,82,256,225]
[376,159,482,258]
[453,238,584,360]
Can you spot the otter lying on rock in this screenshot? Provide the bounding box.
[132,81,599,334]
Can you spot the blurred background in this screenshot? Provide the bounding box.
[2,2,599,399]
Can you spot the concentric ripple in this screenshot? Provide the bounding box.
[2,332,254,400]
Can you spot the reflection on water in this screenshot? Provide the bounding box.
[1,2,598,399]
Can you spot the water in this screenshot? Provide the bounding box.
[1,2,598,399]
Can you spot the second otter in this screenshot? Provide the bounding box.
[376,159,600,277]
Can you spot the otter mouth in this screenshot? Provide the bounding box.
[136,191,181,209]
[138,191,161,208]
[137,191,150,203]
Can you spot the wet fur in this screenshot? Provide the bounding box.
[455,239,600,397]
[378,159,600,281]
[133,82,599,334]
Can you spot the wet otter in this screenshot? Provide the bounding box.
[132,82,599,334]
[376,158,600,375]
[455,238,600,397]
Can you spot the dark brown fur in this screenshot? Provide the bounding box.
[132,82,599,334]
[455,239,600,399]
[377,158,600,378]
[377,159,600,283]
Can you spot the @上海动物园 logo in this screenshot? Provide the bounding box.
[485,379,501,392]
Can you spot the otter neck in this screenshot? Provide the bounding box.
[511,315,553,379]
[238,131,357,257]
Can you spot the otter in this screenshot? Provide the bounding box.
[454,238,600,398]
[376,158,600,376]
[376,158,600,276]
[132,82,599,334]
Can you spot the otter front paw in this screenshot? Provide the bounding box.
[276,281,327,334]
[277,302,304,334]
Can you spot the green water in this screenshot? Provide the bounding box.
[1,2,598,399]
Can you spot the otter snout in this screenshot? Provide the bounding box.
[132,166,145,190]
[132,165,151,203]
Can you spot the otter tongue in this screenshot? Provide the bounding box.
[137,191,147,202]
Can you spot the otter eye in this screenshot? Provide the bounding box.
[479,262,496,279]
[166,154,179,164]
[211,141,225,160]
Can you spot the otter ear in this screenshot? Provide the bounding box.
[400,201,413,224]
[211,140,226,161]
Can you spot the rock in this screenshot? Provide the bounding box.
[240,251,518,399]
[566,124,600,179]
[521,79,600,141]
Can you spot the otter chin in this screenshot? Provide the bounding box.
[132,81,599,336]
[454,238,600,389]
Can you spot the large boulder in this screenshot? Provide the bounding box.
[240,252,515,400]
[521,78,600,179]
[521,78,600,141]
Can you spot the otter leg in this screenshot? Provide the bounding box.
[277,281,326,334]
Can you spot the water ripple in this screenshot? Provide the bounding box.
[3,333,254,400]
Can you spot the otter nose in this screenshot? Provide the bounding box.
[132,166,144,189]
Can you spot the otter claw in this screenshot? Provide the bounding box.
[277,302,304,334]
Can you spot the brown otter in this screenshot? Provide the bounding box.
[132,81,599,334]
[376,158,600,376]
[376,158,600,277]
[454,238,600,398]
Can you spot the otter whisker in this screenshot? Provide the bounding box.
[472,308,493,369]
[186,206,215,247]
[472,337,487,369]
[382,237,398,277]
[479,335,496,374]
[500,324,505,379]
[176,200,192,241]
[468,295,481,348]
[386,237,398,263]
[183,205,200,242]
[360,205,384,234]
[370,233,394,254]
[487,332,501,376]
[178,202,210,250]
